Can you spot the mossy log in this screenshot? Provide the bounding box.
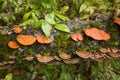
[0,14,120,64]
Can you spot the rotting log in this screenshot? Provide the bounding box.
[0,14,120,65]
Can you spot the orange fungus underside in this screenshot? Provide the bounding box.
[8,41,19,49]
[36,34,53,44]
[16,35,36,46]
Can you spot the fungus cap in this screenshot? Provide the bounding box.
[16,35,36,46]
[99,48,111,53]
[99,30,110,40]
[9,55,16,59]
[111,48,118,53]
[37,56,54,63]
[63,58,80,64]
[54,55,62,61]
[36,34,52,44]
[70,33,83,41]
[76,51,91,58]
[13,27,22,33]
[8,41,19,49]
[107,53,120,58]
[59,53,71,59]
[114,18,120,25]
[84,27,110,40]
[23,55,34,61]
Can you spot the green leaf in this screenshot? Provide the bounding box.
[32,12,38,22]
[41,22,52,37]
[2,1,7,9]
[54,12,69,21]
[60,6,69,14]
[23,12,31,20]
[80,13,90,19]
[4,73,12,80]
[79,3,87,13]
[45,13,56,24]
[34,19,45,28]
[19,19,34,26]
[55,24,70,33]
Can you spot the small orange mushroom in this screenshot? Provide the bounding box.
[59,53,71,59]
[13,27,22,33]
[36,34,53,44]
[114,18,120,25]
[70,33,83,41]
[84,27,110,40]
[76,51,91,58]
[8,41,19,49]
[16,35,36,46]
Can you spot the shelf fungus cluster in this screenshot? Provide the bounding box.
[8,26,53,49]
[8,26,111,49]
[1,48,118,66]
[75,48,120,60]
[6,25,120,65]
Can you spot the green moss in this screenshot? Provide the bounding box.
[73,26,81,32]
[54,33,69,50]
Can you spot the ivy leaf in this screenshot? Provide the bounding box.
[34,19,45,28]
[55,24,70,33]
[41,22,52,37]
[45,13,56,24]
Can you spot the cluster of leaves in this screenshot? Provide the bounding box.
[0,0,119,37]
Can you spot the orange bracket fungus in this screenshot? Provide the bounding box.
[70,33,83,41]
[76,51,91,58]
[36,53,54,63]
[13,27,22,33]
[36,34,53,44]
[8,41,20,49]
[84,27,110,40]
[16,35,36,46]
[59,53,71,59]
[114,18,120,25]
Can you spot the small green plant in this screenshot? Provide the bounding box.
[33,11,70,37]
[3,73,12,80]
